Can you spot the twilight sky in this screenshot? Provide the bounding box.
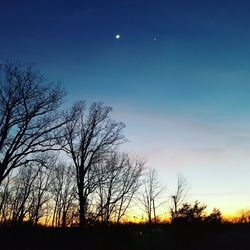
[1,0,250,216]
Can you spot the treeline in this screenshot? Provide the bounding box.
[0,62,146,227]
[0,154,144,227]
[0,61,241,228]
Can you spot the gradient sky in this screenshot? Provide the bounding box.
[1,0,250,216]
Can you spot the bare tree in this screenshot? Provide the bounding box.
[61,102,125,227]
[0,171,15,223]
[27,155,55,226]
[10,163,39,224]
[115,155,144,223]
[0,62,66,185]
[1,155,54,225]
[50,162,77,227]
[0,156,78,227]
[142,169,165,224]
[170,175,188,221]
[95,153,144,224]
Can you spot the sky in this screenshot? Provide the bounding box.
[1,0,250,216]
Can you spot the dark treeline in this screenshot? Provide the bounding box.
[0,62,249,230]
[0,62,144,227]
[0,62,247,227]
[2,62,250,250]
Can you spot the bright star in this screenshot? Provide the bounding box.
[115,34,120,39]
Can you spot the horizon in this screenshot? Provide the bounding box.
[1,0,250,218]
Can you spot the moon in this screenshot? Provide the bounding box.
[115,34,120,40]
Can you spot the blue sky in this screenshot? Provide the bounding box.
[1,0,250,215]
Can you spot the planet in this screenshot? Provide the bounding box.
[115,34,120,39]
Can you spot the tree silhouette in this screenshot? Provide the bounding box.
[60,102,126,227]
[205,208,222,224]
[95,152,144,223]
[170,175,188,221]
[0,62,66,185]
[26,155,55,226]
[172,200,207,224]
[142,169,165,224]
[50,162,77,227]
[0,154,55,225]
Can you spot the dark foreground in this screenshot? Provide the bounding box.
[1,223,250,250]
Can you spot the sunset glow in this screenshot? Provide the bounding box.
[1,0,250,221]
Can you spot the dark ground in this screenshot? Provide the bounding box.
[1,223,250,250]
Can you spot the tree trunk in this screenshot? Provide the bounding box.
[78,183,86,228]
[0,164,6,186]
